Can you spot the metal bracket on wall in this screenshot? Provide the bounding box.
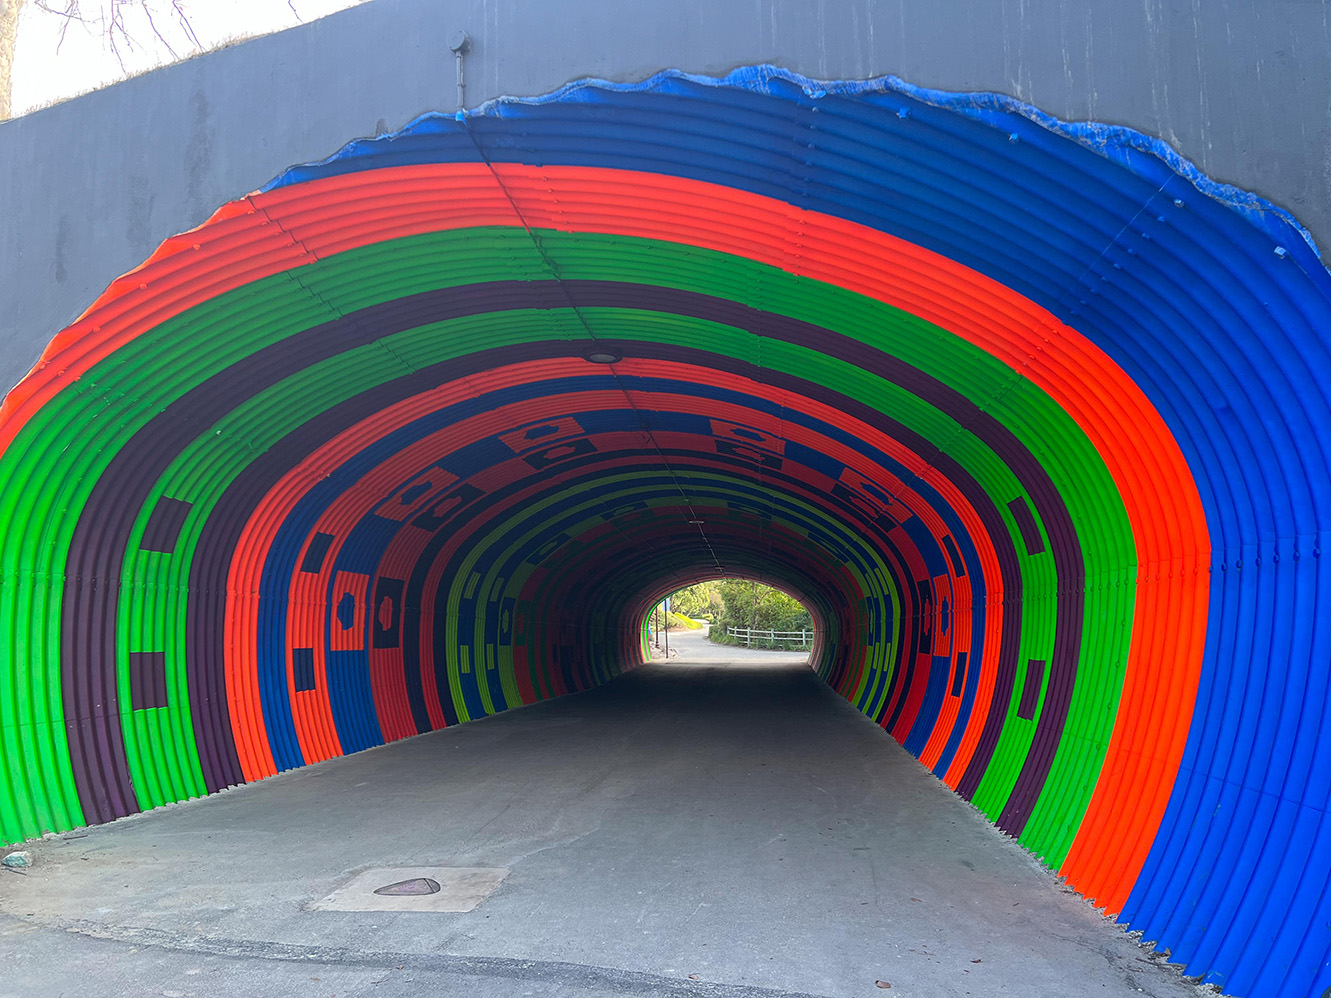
[448,30,471,111]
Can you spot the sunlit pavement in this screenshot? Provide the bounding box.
[648,623,812,664]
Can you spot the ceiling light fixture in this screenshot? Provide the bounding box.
[586,351,621,364]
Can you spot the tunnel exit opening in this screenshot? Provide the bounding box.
[652,579,817,656]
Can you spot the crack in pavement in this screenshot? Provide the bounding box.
[3,913,839,998]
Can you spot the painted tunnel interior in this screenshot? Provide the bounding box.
[1,68,1329,998]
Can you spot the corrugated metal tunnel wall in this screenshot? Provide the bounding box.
[1,61,1330,998]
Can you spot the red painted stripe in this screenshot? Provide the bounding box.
[227,360,1001,775]
[4,165,1206,911]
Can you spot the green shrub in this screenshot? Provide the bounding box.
[658,579,813,649]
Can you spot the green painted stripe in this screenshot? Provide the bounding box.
[0,227,1133,869]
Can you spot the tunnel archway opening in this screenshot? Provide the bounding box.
[640,577,822,662]
[2,66,1330,998]
[652,578,818,656]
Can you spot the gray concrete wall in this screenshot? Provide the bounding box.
[2,0,1329,394]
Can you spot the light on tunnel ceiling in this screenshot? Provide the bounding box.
[688,519,705,525]
[585,351,621,364]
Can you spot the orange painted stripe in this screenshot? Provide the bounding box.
[6,165,1207,909]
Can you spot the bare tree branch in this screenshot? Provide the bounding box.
[32,0,77,17]
[170,0,198,48]
[28,1,202,72]
[139,3,179,60]
[33,0,77,54]
[5,0,363,118]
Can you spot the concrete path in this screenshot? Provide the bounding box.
[0,634,1213,998]
[650,622,812,662]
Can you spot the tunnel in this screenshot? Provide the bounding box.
[1,67,1330,998]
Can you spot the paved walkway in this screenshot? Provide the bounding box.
[649,622,812,662]
[0,634,1211,997]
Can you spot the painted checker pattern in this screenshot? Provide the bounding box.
[1,68,1329,998]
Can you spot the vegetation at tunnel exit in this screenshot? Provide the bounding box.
[665,580,814,650]
[648,609,701,631]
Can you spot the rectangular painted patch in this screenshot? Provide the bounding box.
[941,534,966,577]
[522,437,597,470]
[500,416,584,454]
[513,601,531,643]
[374,467,459,522]
[723,496,773,520]
[950,650,969,697]
[837,467,912,523]
[714,437,783,470]
[524,533,570,565]
[1017,659,1046,720]
[129,651,168,710]
[1006,496,1046,556]
[330,571,369,651]
[292,647,317,692]
[708,418,786,455]
[410,483,485,531]
[932,573,953,657]
[140,497,192,553]
[600,500,648,520]
[372,577,405,649]
[301,532,335,573]
[914,579,934,657]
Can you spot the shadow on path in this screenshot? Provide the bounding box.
[0,647,1210,998]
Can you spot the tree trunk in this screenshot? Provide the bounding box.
[0,0,24,121]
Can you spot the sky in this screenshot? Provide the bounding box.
[12,0,368,116]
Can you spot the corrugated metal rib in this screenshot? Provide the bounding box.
[5,66,1328,998]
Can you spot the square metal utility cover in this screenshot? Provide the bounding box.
[310,867,509,913]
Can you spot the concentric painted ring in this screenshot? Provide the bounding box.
[2,67,1328,998]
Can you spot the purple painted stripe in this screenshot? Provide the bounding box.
[140,498,192,554]
[1017,659,1046,721]
[583,334,1027,802]
[63,285,584,815]
[569,286,1079,827]
[301,532,334,573]
[1007,496,1046,556]
[129,652,168,711]
[68,281,1074,831]
[185,337,582,772]
[950,651,970,698]
[941,534,965,577]
[404,450,898,680]
[292,649,316,693]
